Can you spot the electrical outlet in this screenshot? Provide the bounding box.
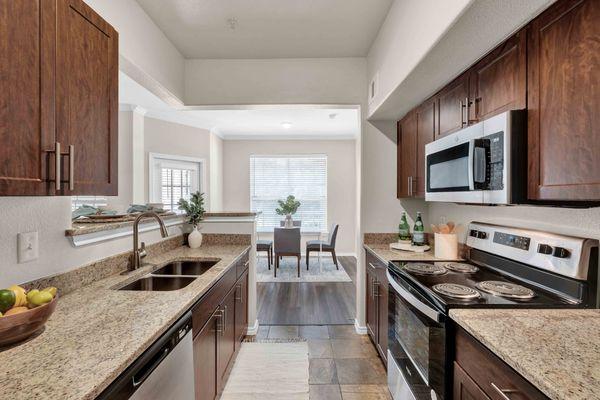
[18,231,38,263]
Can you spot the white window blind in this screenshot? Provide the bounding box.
[71,196,107,211]
[250,155,327,232]
[150,154,203,212]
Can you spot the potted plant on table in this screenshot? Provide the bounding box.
[276,195,301,228]
[178,192,205,248]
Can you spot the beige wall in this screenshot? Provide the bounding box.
[143,117,212,207]
[223,140,357,255]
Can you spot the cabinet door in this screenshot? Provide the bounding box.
[375,267,388,363]
[453,362,491,400]
[365,265,378,342]
[194,311,219,400]
[469,29,526,122]
[437,73,469,138]
[234,270,249,350]
[527,0,600,201]
[397,111,417,198]
[415,101,436,197]
[217,287,237,393]
[0,0,55,195]
[55,0,118,195]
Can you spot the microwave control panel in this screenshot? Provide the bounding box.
[486,131,504,190]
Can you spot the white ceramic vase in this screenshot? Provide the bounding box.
[284,214,294,228]
[188,225,203,248]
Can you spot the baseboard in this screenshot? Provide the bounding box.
[354,319,368,335]
[246,319,259,335]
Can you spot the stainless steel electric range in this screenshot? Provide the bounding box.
[386,222,599,400]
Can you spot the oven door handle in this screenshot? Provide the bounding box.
[386,270,443,323]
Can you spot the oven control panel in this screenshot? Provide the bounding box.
[493,231,530,251]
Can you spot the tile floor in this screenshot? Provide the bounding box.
[254,324,391,400]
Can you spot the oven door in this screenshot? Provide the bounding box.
[425,122,485,204]
[387,270,447,400]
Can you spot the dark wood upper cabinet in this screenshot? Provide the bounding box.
[436,73,469,139]
[527,0,600,201]
[469,28,526,122]
[415,101,436,197]
[55,0,118,196]
[397,111,417,198]
[0,0,118,196]
[0,0,55,195]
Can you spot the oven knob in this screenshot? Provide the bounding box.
[469,229,479,238]
[476,231,487,239]
[553,246,571,259]
[537,244,553,255]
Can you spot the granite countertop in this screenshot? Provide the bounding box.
[0,243,250,400]
[363,243,463,263]
[450,309,600,400]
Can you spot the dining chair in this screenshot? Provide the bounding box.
[306,224,339,270]
[256,239,273,268]
[273,227,301,277]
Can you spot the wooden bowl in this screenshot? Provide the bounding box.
[0,296,58,347]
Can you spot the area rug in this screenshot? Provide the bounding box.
[220,342,309,400]
[256,256,352,283]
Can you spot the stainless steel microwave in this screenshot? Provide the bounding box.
[425,110,527,204]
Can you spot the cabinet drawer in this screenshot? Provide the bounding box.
[455,328,548,400]
[236,249,250,278]
[192,264,237,336]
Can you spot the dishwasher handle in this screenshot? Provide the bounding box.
[132,346,170,388]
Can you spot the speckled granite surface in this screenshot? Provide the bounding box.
[363,243,463,262]
[450,309,600,400]
[0,243,250,400]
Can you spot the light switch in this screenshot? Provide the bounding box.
[18,231,38,263]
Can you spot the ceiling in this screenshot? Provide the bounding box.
[135,0,393,59]
[119,72,359,139]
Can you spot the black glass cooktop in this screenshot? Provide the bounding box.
[388,260,579,310]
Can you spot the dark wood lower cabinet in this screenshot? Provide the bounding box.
[192,251,250,400]
[193,311,219,400]
[453,362,491,400]
[454,327,549,400]
[365,249,388,365]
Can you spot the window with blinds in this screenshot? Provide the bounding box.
[250,155,327,232]
[149,153,203,212]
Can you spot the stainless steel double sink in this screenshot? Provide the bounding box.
[118,259,221,291]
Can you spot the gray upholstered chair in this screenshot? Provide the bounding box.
[256,239,273,268]
[273,227,301,277]
[306,224,339,269]
[279,220,302,227]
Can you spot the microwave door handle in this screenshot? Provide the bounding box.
[386,271,443,322]
[467,139,475,190]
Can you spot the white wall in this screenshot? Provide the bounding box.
[184,58,367,105]
[223,140,358,255]
[367,0,471,116]
[429,203,600,242]
[84,0,185,102]
[209,132,224,212]
[143,117,212,205]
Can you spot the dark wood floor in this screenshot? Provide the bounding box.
[257,256,356,325]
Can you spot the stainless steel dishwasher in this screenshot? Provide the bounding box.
[97,312,195,400]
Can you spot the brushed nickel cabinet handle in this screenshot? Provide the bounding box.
[368,262,377,270]
[459,99,465,127]
[68,145,75,191]
[214,310,223,334]
[222,305,228,335]
[490,382,519,400]
[54,142,61,191]
[408,176,413,197]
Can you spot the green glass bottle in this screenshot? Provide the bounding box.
[412,212,425,246]
[398,212,411,242]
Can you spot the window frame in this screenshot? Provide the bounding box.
[249,154,328,233]
[148,152,207,211]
